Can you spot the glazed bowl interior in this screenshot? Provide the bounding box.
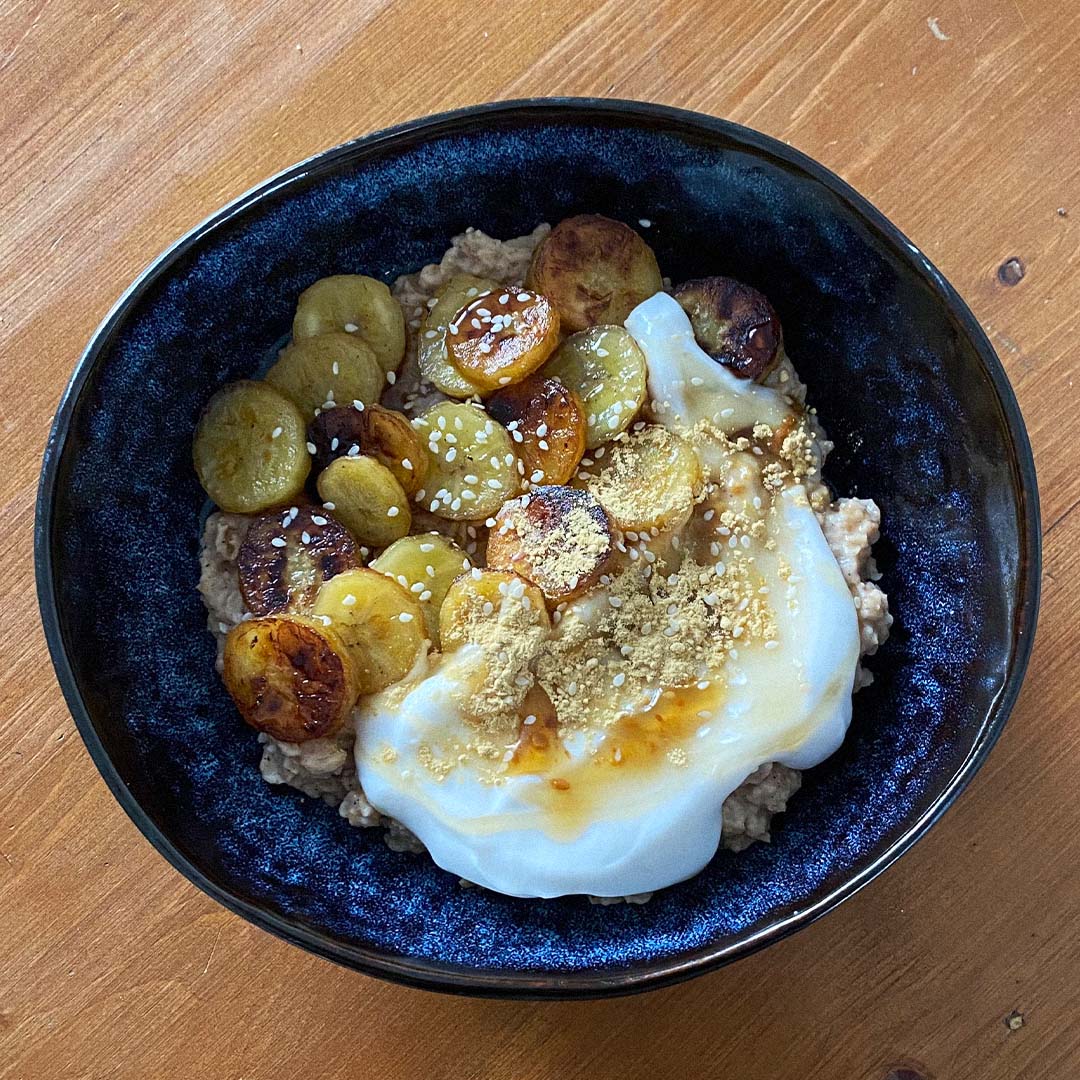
[37,99,1039,998]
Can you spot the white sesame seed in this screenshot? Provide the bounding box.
[398,612,414,623]
[386,370,397,385]
[311,515,328,526]
[353,399,364,410]
[344,322,358,332]
[517,293,530,302]
[430,499,441,511]
[419,542,435,553]
[301,531,311,544]
[536,423,548,437]
[482,601,494,616]
[445,447,457,462]
[387,506,400,517]
[419,590,432,602]
[270,537,287,548]
[330,437,339,451]
[511,430,523,443]
[613,672,626,687]
[487,478,502,489]
[347,444,360,457]
[271,426,283,439]
[342,593,357,607]
[306,441,317,455]
[608,596,623,609]
[402,458,413,470]
[322,501,335,510]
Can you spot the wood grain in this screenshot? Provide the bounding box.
[2,0,1077,1077]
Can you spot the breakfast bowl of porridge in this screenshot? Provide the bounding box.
[36,100,1039,996]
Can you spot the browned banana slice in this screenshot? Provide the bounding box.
[673,276,783,381]
[439,569,550,652]
[266,332,384,418]
[292,274,406,374]
[445,288,560,392]
[313,568,424,694]
[237,505,363,616]
[307,403,428,495]
[315,455,411,548]
[418,274,498,398]
[486,374,586,485]
[486,486,615,604]
[306,404,366,472]
[193,380,311,513]
[222,615,357,742]
[585,425,704,533]
[525,214,662,331]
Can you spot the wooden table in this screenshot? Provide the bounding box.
[3,1,1077,1076]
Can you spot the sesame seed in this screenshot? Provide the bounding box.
[270,537,287,548]
[330,437,339,451]
[344,322,358,332]
[612,672,626,687]
[419,590,432,602]
[306,442,317,454]
[311,515,327,526]
[450,497,461,510]
[511,430,523,443]
[386,371,397,385]
[347,444,360,457]
[398,612,414,623]
[322,501,336,510]
[342,593,357,607]
[608,596,623,609]
[332,361,340,376]
[353,399,365,411]
[536,423,548,437]
[517,292,530,302]
[445,447,457,462]
[419,542,435,552]
[402,458,413,470]
[529,470,544,483]
[487,478,502,489]
[430,499,441,510]
[301,531,311,544]
[471,567,483,580]
[537,440,549,451]
[410,581,424,593]
[271,426,283,439]
[482,601,495,616]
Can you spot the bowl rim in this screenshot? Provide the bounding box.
[35,96,1042,999]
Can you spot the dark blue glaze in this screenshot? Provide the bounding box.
[36,100,1040,997]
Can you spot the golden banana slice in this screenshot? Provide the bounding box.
[238,506,363,616]
[371,533,472,645]
[266,332,384,418]
[585,425,705,533]
[674,276,782,381]
[292,275,406,374]
[525,214,662,331]
[410,402,520,520]
[439,569,550,652]
[445,288,560,393]
[486,374,586,486]
[542,326,647,448]
[315,455,411,548]
[313,568,424,694]
[418,274,499,398]
[193,380,310,513]
[222,614,357,742]
[486,486,615,603]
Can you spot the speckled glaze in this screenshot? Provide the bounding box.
[36,100,1040,998]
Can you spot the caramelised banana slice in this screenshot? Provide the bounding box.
[316,455,411,548]
[673,276,782,381]
[439,569,550,652]
[486,486,615,604]
[526,214,662,331]
[222,614,357,742]
[292,275,406,374]
[542,325,647,448]
[411,402,520,520]
[371,533,472,645]
[418,274,498,398]
[584,425,704,533]
[313,568,424,695]
[486,374,586,486]
[308,403,429,496]
[267,332,384,417]
[237,505,363,616]
[193,380,310,513]
[445,288,560,393]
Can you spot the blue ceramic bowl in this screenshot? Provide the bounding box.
[36,99,1040,997]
